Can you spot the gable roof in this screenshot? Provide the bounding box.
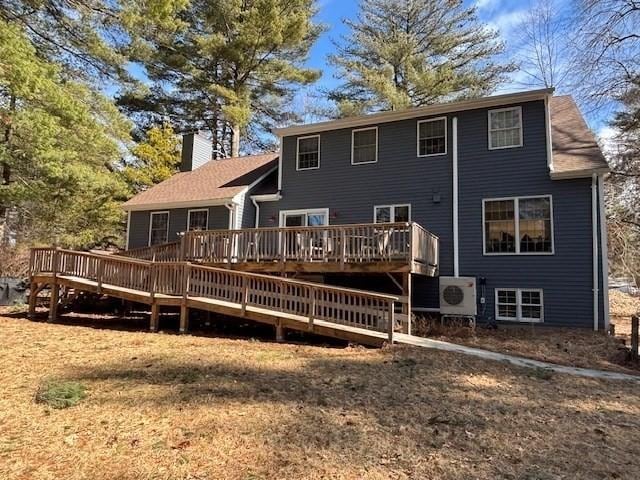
[549,95,609,179]
[122,153,278,211]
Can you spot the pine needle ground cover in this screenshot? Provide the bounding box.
[1,316,639,480]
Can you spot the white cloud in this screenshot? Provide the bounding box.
[475,0,502,11]
[597,126,622,159]
[488,9,527,38]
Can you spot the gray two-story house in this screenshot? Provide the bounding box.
[123,88,610,331]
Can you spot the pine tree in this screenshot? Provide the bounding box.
[118,0,322,157]
[122,123,181,193]
[0,19,131,248]
[329,0,513,115]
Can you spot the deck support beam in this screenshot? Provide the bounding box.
[150,302,160,332]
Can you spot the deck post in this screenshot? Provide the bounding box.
[150,302,159,332]
[48,248,60,323]
[28,281,38,319]
[241,275,249,316]
[48,283,59,323]
[275,320,285,342]
[308,286,316,331]
[180,263,191,333]
[402,273,412,335]
[388,300,395,344]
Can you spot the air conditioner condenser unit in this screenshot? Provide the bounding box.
[439,276,477,316]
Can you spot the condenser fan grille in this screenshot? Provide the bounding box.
[443,285,464,306]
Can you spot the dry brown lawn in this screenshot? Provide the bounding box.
[1,314,640,480]
[418,291,640,375]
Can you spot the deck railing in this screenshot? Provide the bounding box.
[30,248,398,338]
[180,222,438,271]
[120,241,181,262]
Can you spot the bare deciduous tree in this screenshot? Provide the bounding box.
[516,0,571,90]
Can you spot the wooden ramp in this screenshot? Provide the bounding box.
[29,249,398,346]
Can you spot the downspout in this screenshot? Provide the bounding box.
[544,94,554,173]
[225,203,235,230]
[452,116,459,277]
[591,174,599,331]
[598,174,610,331]
[251,197,260,228]
[125,210,131,250]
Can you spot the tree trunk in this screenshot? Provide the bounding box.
[230,123,240,157]
[2,95,16,185]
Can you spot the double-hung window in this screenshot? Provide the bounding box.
[417,117,447,156]
[488,107,522,149]
[149,211,169,246]
[483,196,553,254]
[495,288,543,322]
[297,135,320,170]
[352,127,378,164]
[187,209,208,231]
[374,204,410,223]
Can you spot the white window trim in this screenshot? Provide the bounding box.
[488,106,523,150]
[148,211,169,246]
[351,126,378,165]
[482,195,554,256]
[373,204,412,223]
[279,208,330,227]
[296,134,321,171]
[417,116,447,157]
[495,288,544,323]
[187,208,209,231]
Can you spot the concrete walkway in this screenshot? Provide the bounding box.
[394,333,640,383]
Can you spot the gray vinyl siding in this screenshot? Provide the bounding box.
[261,99,606,328]
[127,206,229,249]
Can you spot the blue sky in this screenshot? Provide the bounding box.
[302,0,611,133]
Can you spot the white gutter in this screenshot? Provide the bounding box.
[452,116,459,277]
[598,174,610,331]
[544,94,554,173]
[591,174,599,331]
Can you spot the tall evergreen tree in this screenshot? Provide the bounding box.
[121,123,181,193]
[328,0,514,115]
[118,0,322,157]
[0,19,131,248]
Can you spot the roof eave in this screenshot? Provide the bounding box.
[121,197,237,212]
[273,88,554,137]
[550,167,610,180]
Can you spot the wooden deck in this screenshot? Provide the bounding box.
[29,248,400,346]
[122,222,439,276]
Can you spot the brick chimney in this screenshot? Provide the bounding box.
[181,131,212,171]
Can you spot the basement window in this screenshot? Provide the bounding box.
[149,211,169,246]
[495,288,543,322]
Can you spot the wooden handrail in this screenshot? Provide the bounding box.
[30,247,400,336]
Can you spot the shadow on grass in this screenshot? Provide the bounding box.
[20,307,350,348]
[58,349,640,479]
